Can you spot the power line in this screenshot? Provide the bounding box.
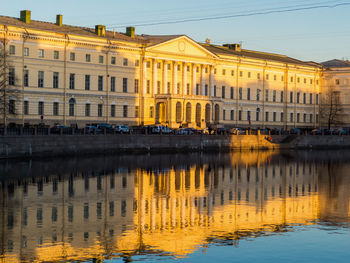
[105,2,350,29]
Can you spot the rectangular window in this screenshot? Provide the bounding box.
[134,79,139,93]
[123,58,128,66]
[167,82,171,93]
[38,71,44,88]
[247,88,251,100]
[99,55,104,63]
[239,110,242,121]
[256,111,260,121]
[205,84,208,96]
[316,94,319,104]
[273,90,276,102]
[222,69,226,75]
[248,72,251,78]
[9,100,15,114]
[70,52,75,61]
[24,101,29,115]
[123,78,128,93]
[303,113,306,123]
[281,91,284,102]
[135,106,139,118]
[85,104,90,117]
[9,45,15,55]
[54,50,59,59]
[265,89,269,101]
[290,113,294,122]
[303,93,306,104]
[273,112,276,122]
[69,73,75,89]
[123,105,128,118]
[256,89,261,101]
[146,80,150,94]
[266,74,269,80]
[230,87,234,99]
[239,71,243,77]
[265,112,269,122]
[53,102,59,116]
[290,92,293,103]
[150,106,154,118]
[8,68,15,85]
[231,70,234,76]
[230,110,234,121]
[257,73,260,79]
[85,75,90,90]
[196,84,200,95]
[98,76,103,91]
[222,86,225,98]
[214,85,217,97]
[38,49,44,58]
[297,113,300,123]
[24,47,29,56]
[111,105,115,117]
[309,113,313,123]
[111,57,116,64]
[316,114,319,123]
[239,87,242,100]
[247,111,250,121]
[53,72,59,89]
[223,110,226,120]
[86,54,91,62]
[310,93,313,104]
[186,83,190,95]
[157,81,161,94]
[110,77,116,92]
[297,92,300,103]
[280,112,284,122]
[290,76,293,82]
[38,101,44,115]
[135,59,140,67]
[98,104,103,117]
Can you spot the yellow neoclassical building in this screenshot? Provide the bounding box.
[1,10,323,129]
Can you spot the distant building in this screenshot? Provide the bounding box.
[1,10,322,129]
[321,59,350,128]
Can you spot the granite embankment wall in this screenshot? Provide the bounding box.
[0,134,277,158]
[285,135,350,149]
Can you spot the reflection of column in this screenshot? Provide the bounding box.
[182,63,187,95]
[143,60,147,95]
[173,62,177,95]
[181,197,186,227]
[161,198,166,229]
[163,60,167,94]
[153,59,157,95]
[192,64,197,95]
[151,198,156,231]
[171,198,176,228]
[201,65,205,95]
[210,66,214,97]
[140,197,145,231]
[190,197,195,226]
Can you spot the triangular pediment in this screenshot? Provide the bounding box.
[146,35,217,59]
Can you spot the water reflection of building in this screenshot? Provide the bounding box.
[0,152,349,262]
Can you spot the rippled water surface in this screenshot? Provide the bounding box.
[0,150,349,262]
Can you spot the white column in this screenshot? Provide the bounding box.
[192,64,197,95]
[153,60,157,95]
[163,60,167,94]
[201,65,206,95]
[182,63,187,95]
[210,66,215,97]
[143,60,147,95]
[173,62,177,95]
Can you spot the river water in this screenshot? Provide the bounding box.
[0,150,349,263]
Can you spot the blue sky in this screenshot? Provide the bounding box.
[1,0,350,62]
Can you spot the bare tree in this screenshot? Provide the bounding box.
[0,37,20,127]
[320,85,343,129]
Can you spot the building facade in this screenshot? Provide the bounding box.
[1,10,323,129]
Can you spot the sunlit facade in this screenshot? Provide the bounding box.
[1,10,323,129]
[1,152,348,262]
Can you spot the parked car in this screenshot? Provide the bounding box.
[176,128,194,135]
[50,124,68,134]
[152,126,173,134]
[86,125,100,134]
[311,129,322,135]
[290,128,301,134]
[115,125,130,134]
[97,123,114,130]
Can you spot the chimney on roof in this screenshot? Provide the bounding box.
[56,14,63,27]
[20,10,31,24]
[126,27,135,38]
[95,25,106,37]
[223,43,242,52]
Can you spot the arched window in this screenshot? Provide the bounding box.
[205,103,211,123]
[176,102,182,123]
[69,98,76,116]
[214,104,220,123]
[195,103,201,127]
[186,102,191,123]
